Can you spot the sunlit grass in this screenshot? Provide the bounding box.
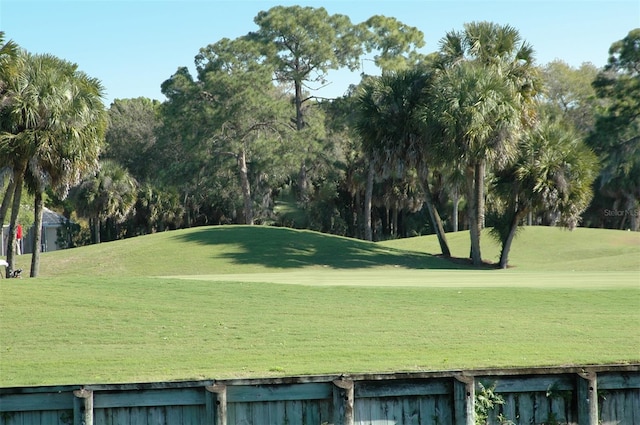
[1,225,638,387]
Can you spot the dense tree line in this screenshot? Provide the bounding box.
[1,9,638,276]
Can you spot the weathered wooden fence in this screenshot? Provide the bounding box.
[1,364,638,425]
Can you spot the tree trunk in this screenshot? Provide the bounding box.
[391,205,398,238]
[0,178,15,227]
[238,149,253,225]
[354,191,361,239]
[421,165,451,258]
[30,190,44,277]
[475,160,485,231]
[93,217,101,244]
[499,209,528,269]
[452,189,459,232]
[466,164,482,266]
[6,163,26,277]
[298,162,308,203]
[625,196,638,231]
[294,79,304,131]
[423,183,451,258]
[294,76,310,204]
[364,159,375,241]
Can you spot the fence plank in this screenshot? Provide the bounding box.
[598,372,640,389]
[402,397,420,425]
[355,380,450,398]
[227,383,331,403]
[94,388,203,408]
[0,391,74,412]
[490,375,574,393]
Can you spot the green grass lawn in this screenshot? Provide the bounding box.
[1,225,638,387]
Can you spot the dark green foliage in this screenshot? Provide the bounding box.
[586,29,640,230]
[104,97,161,182]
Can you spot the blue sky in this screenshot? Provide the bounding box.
[2,0,638,105]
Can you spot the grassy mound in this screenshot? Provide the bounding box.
[381,226,640,272]
[30,225,640,278]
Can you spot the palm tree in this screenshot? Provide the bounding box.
[355,69,451,256]
[73,160,137,244]
[491,118,599,268]
[0,31,19,105]
[0,51,106,276]
[433,21,540,265]
[1,53,74,275]
[0,32,20,229]
[430,61,521,265]
[26,66,106,276]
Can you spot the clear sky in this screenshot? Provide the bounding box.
[1,0,638,105]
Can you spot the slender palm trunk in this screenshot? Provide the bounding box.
[625,196,638,231]
[475,160,485,231]
[6,162,26,277]
[391,205,398,238]
[499,209,528,269]
[354,191,361,239]
[30,190,44,277]
[238,148,253,225]
[364,159,375,241]
[466,164,482,266]
[93,217,101,244]
[452,189,459,232]
[0,178,15,227]
[421,165,451,258]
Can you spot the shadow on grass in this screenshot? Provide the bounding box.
[173,226,476,270]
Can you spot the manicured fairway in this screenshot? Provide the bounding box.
[1,226,638,387]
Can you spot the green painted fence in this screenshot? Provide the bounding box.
[1,365,638,425]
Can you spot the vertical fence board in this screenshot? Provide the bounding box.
[128,407,146,425]
[548,391,567,424]
[516,393,533,425]
[533,392,547,424]
[165,406,181,424]
[274,400,288,424]
[453,377,474,425]
[438,393,454,425]
[301,399,319,425]
[600,389,639,425]
[231,402,251,425]
[354,397,372,425]
[630,388,640,425]
[386,397,401,423]
[403,397,420,425]
[259,401,271,424]
[418,395,435,425]
[147,406,165,425]
[287,400,303,424]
